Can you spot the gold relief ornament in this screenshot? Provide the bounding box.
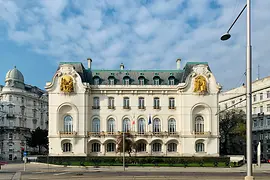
[193,75,207,93]
[60,75,74,93]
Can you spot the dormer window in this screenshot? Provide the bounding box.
[168,77,175,85]
[123,76,130,85]
[138,77,145,85]
[93,77,100,85]
[153,77,160,85]
[108,77,115,85]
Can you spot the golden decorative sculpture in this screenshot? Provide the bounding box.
[60,75,74,93]
[193,75,207,93]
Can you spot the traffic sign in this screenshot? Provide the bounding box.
[23,152,27,156]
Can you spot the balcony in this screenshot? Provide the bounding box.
[123,106,130,110]
[6,113,15,119]
[153,106,161,110]
[92,106,100,110]
[169,106,176,110]
[88,132,101,137]
[192,131,212,138]
[138,106,145,110]
[108,106,115,110]
[167,132,180,137]
[59,131,77,137]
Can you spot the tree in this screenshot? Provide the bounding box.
[116,131,135,157]
[26,127,48,154]
[219,109,246,155]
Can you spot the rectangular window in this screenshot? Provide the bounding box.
[33,109,36,118]
[94,78,99,85]
[124,78,129,85]
[267,118,270,126]
[253,107,257,114]
[108,97,114,109]
[169,98,175,109]
[139,78,144,85]
[168,79,174,85]
[253,120,257,127]
[21,97,24,104]
[260,93,263,100]
[154,79,159,85]
[154,97,160,109]
[253,94,256,102]
[138,97,145,109]
[267,104,270,112]
[260,119,264,126]
[260,106,264,113]
[9,95,12,101]
[267,91,270,98]
[93,97,100,109]
[123,97,130,109]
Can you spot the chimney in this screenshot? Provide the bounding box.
[87,58,92,69]
[176,58,181,70]
[120,63,124,70]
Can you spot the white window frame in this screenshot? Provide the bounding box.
[195,142,205,152]
[91,143,100,152]
[138,97,144,109]
[64,115,73,132]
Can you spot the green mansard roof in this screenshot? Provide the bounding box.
[58,61,209,85]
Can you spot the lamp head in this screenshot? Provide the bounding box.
[220,33,231,41]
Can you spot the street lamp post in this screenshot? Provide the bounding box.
[221,0,253,180]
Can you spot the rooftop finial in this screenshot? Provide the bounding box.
[14,66,16,68]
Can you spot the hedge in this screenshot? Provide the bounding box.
[36,156,242,167]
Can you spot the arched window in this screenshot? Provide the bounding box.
[123,118,130,132]
[107,143,115,152]
[63,143,72,152]
[107,118,115,133]
[195,142,205,152]
[195,115,204,134]
[153,118,161,133]
[92,118,100,132]
[168,118,176,133]
[64,115,73,132]
[91,143,100,152]
[152,143,161,152]
[167,143,177,152]
[137,143,146,152]
[138,118,145,134]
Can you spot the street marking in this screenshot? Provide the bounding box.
[54,172,71,176]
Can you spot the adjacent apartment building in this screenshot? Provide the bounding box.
[219,77,270,159]
[46,58,221,157]
[0,67,48,161]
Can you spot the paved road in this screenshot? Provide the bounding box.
[1,163,270,180]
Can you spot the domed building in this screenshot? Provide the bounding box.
[0,66,48,161]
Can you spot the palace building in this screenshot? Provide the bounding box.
[45,58,221,157]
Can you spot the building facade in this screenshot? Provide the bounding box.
[0,67,48,161]
[46,59,221,157]
[219,77,270,159]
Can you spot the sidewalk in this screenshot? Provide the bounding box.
[29,162,270,173]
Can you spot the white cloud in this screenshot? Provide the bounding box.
[0,0,270,90]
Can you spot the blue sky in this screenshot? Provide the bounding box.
[0,0,270,91]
